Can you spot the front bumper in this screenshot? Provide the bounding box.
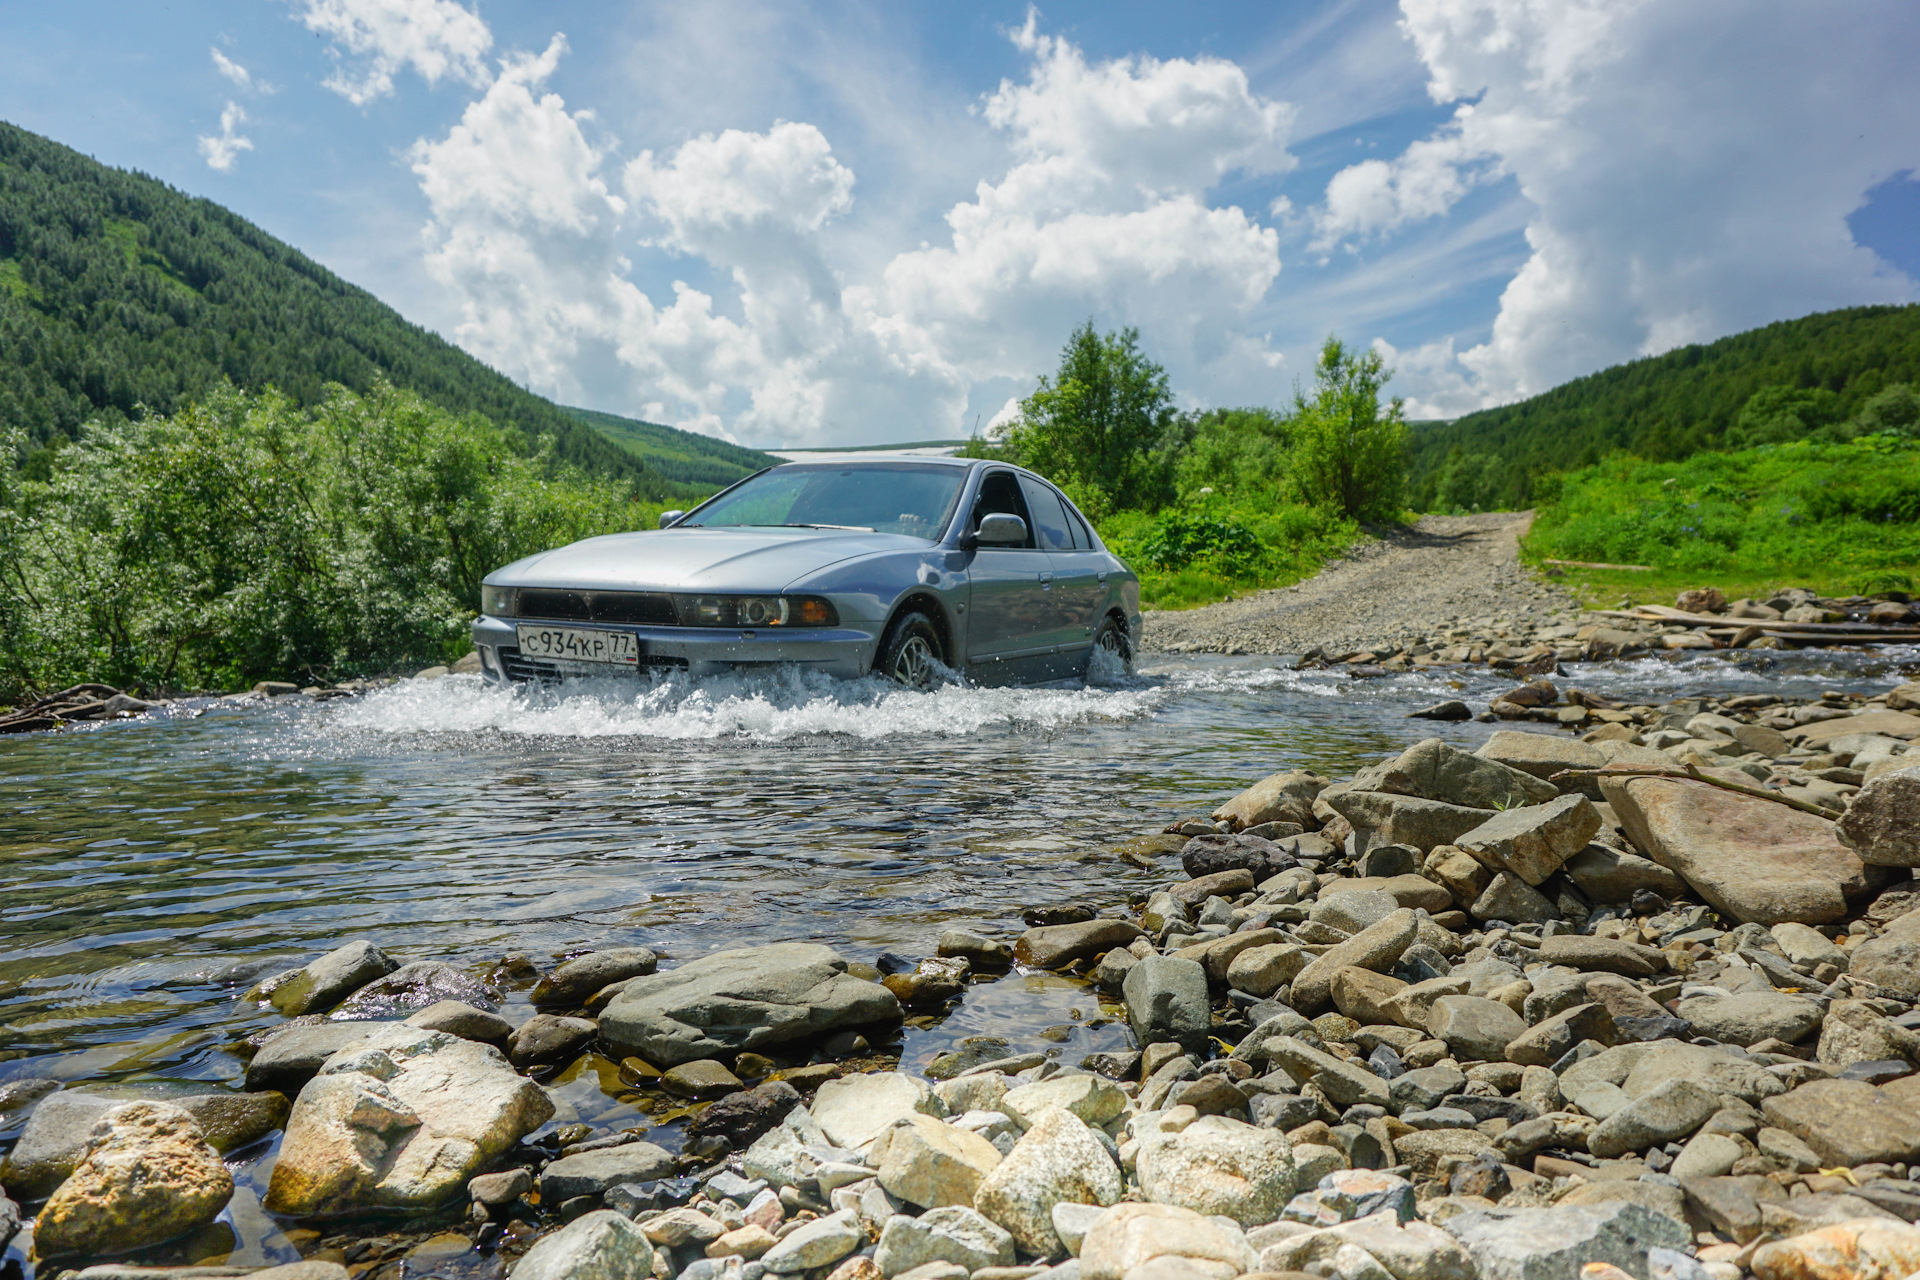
[470,615,879,683]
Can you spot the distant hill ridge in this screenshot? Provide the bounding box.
[563,405,778,490]
[0,119,723,497]
[1409,304,1920,509]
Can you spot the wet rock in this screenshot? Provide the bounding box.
[1456,795,1601,885]
[1,1088,289,1197]
[406,1000,514,1049]
[884,957,971,1010]
[264,1024,555,1215]
[662,1059,745,1099]
[245,941,398,1016]
[1761,1079,1920,1167]
[1601,772,1886,924]
[1673,991,1823,1047]
[335,960,497,1017]
[1562,845,1688,904]
[937,929,1013,969]
[599,943,901,1066]
[1181,832,1294,881]
[1291,909,1419,1014]
[33,1100,233,1259]
[1535,934,1667,978]
[1012,920,1145,969]
[1442,1201,1690,1280]
[1122,956,1211,1052]
[974,1108,1122,1257]
[813,1072,942,1152]
[874,1206,1016,1276]
[762,1208,864,1274]
[531,949,659,1010]
[540,1142,678,1201]
[872,1113,1001,1209]
[1588,1078,1719,1157]
[1427,995,1527,1062]
[469,1167,531,1208]
[685,1080,800,1150]
[1411,701,1472,721]
[1359,738,1559,812]
[510,1014,599,1069]
[1213,769,1326,832]
[1750,1218,1920,1280]
[512,1209,656,1280]
[1135,1114,1296,1226]
[1081,1202,1259,1280]
[1327,792,1499,854]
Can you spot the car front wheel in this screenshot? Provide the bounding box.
[1093,614,1134,675]
[876,610,947,689]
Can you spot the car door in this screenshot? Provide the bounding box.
[1020,477,1106,664]
[963,470,1057,675]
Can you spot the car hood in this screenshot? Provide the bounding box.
[487,527,931,592]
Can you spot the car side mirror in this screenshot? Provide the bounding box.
[973,513,1027,546]
[658,510,685,528]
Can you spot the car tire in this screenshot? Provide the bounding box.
[1093,614,1134,675]
[876,610,947,689]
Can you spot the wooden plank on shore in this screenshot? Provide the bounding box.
[1625,604,1914,635]
[1543,558,1653,571]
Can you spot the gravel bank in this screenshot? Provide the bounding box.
[1143,512,1582,657]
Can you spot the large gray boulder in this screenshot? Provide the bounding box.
[1122,956,1210,1052]
[245,941,397,1016]
[1761,1079,1920,1167]
[1355,738,1559,810]
[1,1087,288,1198]
[1327,792,1498,854]
[511,1210,655,1280]
[1848,914,1920,999]
[1672,991,1823,1047]
[1443,1202,1689,1280]
[1456,795,1601,886]
[264,1025,554,1215]
[1212,769,1326,831]
[1840,764,1920,866]
[599,943,900,1066]
[1474,733,1606,798]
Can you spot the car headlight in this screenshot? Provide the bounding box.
[673,595,839,627]
[481,585,516,617]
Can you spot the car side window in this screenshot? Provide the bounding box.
[1016,476,1074,551]
[973,471,1037,548]
[1061,500,1092,549]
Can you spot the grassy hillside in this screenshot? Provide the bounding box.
[565,405,778,490]
[0,120,667,495]
[1412,305,1920,510]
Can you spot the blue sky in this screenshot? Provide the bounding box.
[3,0,1917,446]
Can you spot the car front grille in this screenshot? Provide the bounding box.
[514,589,679,626]
[497,647,689,684]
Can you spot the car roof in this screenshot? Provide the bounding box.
[770,454,977,469]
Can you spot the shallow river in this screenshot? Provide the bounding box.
[1,645,1914,1270]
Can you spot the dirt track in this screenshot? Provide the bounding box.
[1141,512,1581,657]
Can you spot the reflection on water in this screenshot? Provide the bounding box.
[1,645,1914,1269]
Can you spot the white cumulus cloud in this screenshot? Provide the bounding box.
[296,0,492,105]
[407,19,1296,445]
[198,102,254,172]
[1344,0,1920,417]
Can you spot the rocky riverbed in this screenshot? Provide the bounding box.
[6,670,1920,1280]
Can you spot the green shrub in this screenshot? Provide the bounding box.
[1288,337,1409,521]
[1,382,660,697]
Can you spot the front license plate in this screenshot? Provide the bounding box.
[515,625,640,665]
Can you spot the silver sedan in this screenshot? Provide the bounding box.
[470,457,1142,687]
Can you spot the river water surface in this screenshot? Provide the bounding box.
[1,645,1914,1270]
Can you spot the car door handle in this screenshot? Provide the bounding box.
[1039,572,1054,582]
[1097,572,1107,583]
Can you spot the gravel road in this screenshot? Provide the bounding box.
[1142,511,1583,657]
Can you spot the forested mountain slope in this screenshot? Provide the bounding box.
[1410,304,1920,509]
[564,406,779,490]
[0,120,667,493]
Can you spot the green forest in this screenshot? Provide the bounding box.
[1412,303,1920,510]
[565,405,779,490]
[0,120,687,494]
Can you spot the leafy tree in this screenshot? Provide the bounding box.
[1429,448,1502,513]
[995,321,1180,517]
[1725,385,1844,447]
[1288,337,1409,521]
[1173,407,1291,499]
[1851,382,1920,437]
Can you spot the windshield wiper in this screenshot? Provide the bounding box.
[778,523,875,531]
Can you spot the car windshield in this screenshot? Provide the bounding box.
[683,463,967,540]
